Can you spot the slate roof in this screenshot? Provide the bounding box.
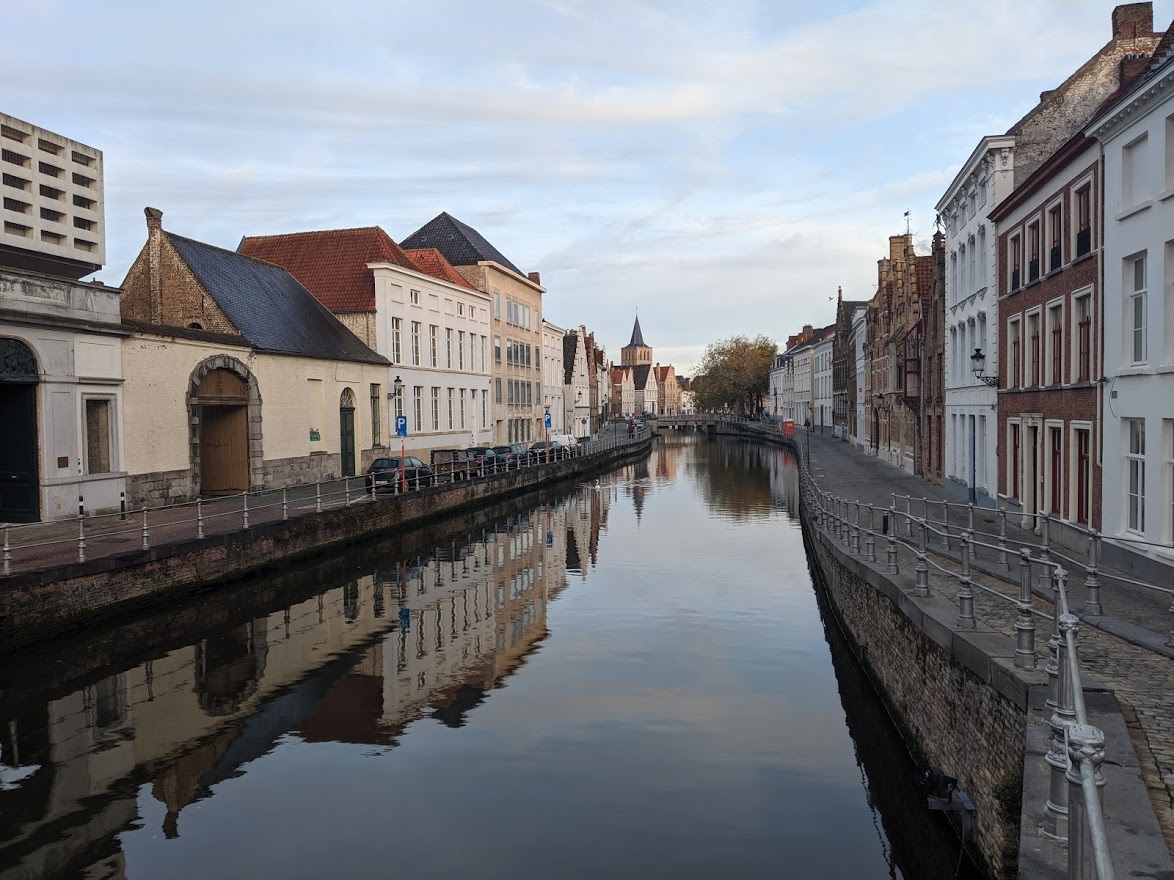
[563,333,579,386]
[167,233,388,365]
[400,212,525,278]
[403,247,476,290]
[238,227,418,313]
[632,363,653,391]
[627,315,646,348]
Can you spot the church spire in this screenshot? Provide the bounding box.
[629,312,646,348]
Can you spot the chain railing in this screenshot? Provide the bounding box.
[0,428,650,578]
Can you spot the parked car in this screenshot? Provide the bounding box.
[492,444,523,470]
[530,440,566,461]
[430,448,472,481]
[509,443,536,466]
[465,446,501,474]
[365,456,433,493]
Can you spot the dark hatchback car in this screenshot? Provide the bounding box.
[365,456,433,493]
[492,445,524,469]
[465,446,500,473]
[529,440,565,461]
[509,443,536,465]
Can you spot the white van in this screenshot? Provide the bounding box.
[550,433,579,448]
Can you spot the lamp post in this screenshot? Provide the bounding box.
[969,348,999,505]
[393,375,406,493]
[970,348,999,388]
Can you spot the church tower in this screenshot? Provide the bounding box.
[621,313,652,366]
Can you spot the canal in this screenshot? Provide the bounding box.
[0,434,981,879]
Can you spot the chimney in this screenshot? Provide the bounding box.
[528,271,541,285]
[145,206,163,231]
[145,207,163,324]
[1111,3,1153,39]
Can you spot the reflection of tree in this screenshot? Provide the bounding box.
[688,437,776,521]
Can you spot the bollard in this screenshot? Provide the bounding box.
[242,492,249,530]
[78,494,85,520]
[922,496,929,524]
[914,521,930,597]
[851,502,861,554]
[966,502,975,544]
[1065,724,1110,880]
[2,524,10,577]
[197,498,205,539]
[1045,565,1062,712]
[1015,549,1037,668]
[345,476,350,507]
[998,507,1009,570]
[120,490,126,521]
[282,487,289,521]
[1038,515,1053,593]
[77,513,86,564]
[957,538,975,629]
[886,508,899,575]
[941,501,951,549]
[1083,532,1102,616]
[1044,607,1080,840]
[141,506,150,551]
[316,480,322,514]
[905,496,913,537]
[865,506,877,563]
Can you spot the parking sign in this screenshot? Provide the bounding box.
[395,415,408,437]
[544,412,552,429]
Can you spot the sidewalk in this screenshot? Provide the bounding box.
[802,430,1174,850]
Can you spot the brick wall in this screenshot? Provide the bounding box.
[121,228,238,334]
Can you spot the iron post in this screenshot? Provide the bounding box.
[141,506,150,551]
[77,513,86,564]
[1015,549,1036,668]
[1084,532,1102,616]
[914,520,930,597]
[1065,724,1112,880]
[1044,605,1080,839]
[197,498,205,539]
[242,491,249,530]
[957,538,975,629]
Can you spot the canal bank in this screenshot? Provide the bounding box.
[0,436,652,652]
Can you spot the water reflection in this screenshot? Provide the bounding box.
[1,436,968,880]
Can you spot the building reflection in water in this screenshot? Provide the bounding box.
[0,487,609,880]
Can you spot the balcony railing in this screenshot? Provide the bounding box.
[1028,258,1040,283]
[1011,269,1021,292]
[1076,228,1091,258]
[1050,245,1062,272]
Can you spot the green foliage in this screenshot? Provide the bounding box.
[692,335,778,414]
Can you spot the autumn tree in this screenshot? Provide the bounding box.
[692,335,777,414]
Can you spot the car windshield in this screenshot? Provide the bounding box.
[372,458,398,469]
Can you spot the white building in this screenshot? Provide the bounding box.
[541,319,565,435]
[936,136,1014,506]
[792,339,814,426]
[813,332,834,434]
[563,329,592,433]
[1087,48,1174,557]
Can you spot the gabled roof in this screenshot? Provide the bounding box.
[400,212,525,278]
[632,363,654,391]
[627,315,646,348]
[563,333,579,386]
[238,227,418,313]
[167,233,388,365]
[653,365,674,382]
[402,247,476,290]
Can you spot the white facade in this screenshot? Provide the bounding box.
[0,113,105,277]
[369,262,493,453]
[852,309,867,447]
[0,269,125,521]
[541,319,565,435]
[1088,57,1174,554]
[813,335,833,434]
[564,330,592,434]
[793,343,813,425]
[937,136,1015,505]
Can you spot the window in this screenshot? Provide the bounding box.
[482,390,488,428]
[1010,234,1022,291]
[431,387,440,431]
[370,384,381,446]
[73,194,95,209]
[413,386,423,433]
[391,317,402,364]
[1075,427,1091,526]
[38,161,63,178]
[1122,134,1148,210]
[458,331,465,370]
[84,398,113,474]
[1048,304,1063,385]
[457,302,465,318]
[495,378,502,404]
[951,250,959,300]
[1129,254,1147,365]
[2,172,30,190]
[481,336,487,372]
[1074,293,1092,382]
[1126,418,1146,532]
[968,235,976,292]
[429,325,438,367]
[493,292,500,320]
[494,335,501,363]
[977,226,988,289]
[408,289,421,306]
[445,328,453,368]
[1027,312,1040,386]
[1010,422,1021,500]
[39,184,63,200]
[411,321,421,365]
[1048,204,1062,271]
[459,389,466,429]
[1027,221,1040,283]
[447,388,454,429]
[1075,186,1091,257]
[1167,421,1174,543]
[1049,427,1062,515]
[1009,318,1022,388]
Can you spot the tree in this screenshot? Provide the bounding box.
[692,335,777,414]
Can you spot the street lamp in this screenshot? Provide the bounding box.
[393,375,406,493]
[970,348,999,388]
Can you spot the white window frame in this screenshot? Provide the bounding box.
[1070,286,1093,383]
[1044,197,1064,273]
[1007,418,1023,501]
[1045,297,1064,386]
[1125,418,1146,534]
[391,317,402,364]
[1069,421,1094,528]
[1025,307,1043,387]
[1069,173,1095,258]
[1128,253,1148,366]
[1044,418,1065,519]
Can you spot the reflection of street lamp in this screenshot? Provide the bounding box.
[393,375,406,493]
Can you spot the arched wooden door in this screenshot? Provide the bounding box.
[197,369,249,494]
[0,339,40,522]
[339,388,356,477]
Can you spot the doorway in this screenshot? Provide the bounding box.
[197,369,249,494]
[339,388,356,477]
[0,339,40,522]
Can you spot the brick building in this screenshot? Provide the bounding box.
[921,231,946,483]
[831,287,868,441]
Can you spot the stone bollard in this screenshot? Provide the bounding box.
[905,496,913,538]
[345,476,350,507]
[141,506,150,552]
[1083,532,1102,617]
[966,502,975,545]
[197,498,205,539]
[76,513,86,564]
[1044,606,1080,840]
[998,507,1009,570]
[957,538,975,629]
[914,521,930,597]
[1045,565,1062,712]
[1015,549,1037,668]
[1065,724,1109,880]
[1038,515,1053,593]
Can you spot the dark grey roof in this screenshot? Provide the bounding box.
[627,314,646,348]
[563,333,578,386]
[632,363,653,391]
[167,233,388,365]
[400,212,525,278]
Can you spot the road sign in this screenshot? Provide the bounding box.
[395,415,408,438]
[544,412,552,429]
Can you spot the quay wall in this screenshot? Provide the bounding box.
[0,439,650,651]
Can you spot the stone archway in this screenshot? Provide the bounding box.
[0,338,40,522]
[188,355,263,496]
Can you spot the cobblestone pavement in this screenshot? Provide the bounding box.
[802,430,1174,852]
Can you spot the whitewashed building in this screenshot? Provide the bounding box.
[813,332,834,434]
[563,328,592,433]
[542,319,565,435]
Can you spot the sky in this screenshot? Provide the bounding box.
[6,0,1172,375]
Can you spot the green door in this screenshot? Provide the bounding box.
[340,406,356,477]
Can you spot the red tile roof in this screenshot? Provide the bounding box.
[403,248,476,290]
[238,227,419,313]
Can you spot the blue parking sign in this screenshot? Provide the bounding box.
[396,415,408,437]
[544,412,552,429]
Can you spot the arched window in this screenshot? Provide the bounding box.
[340,387,356,409]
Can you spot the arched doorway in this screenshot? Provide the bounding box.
[0,338,40,522]
[197,369,249,494]
[339,388,356,477]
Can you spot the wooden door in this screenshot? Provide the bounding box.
[340,406,356,477]
[200,406,248,493]
[0,384,39,522]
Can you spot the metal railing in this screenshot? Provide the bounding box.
[0,428,650,578]
[789,442,1114,879]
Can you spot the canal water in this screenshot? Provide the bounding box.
[0,434,981,880]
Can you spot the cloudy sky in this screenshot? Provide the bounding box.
[7,0,1170,373]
